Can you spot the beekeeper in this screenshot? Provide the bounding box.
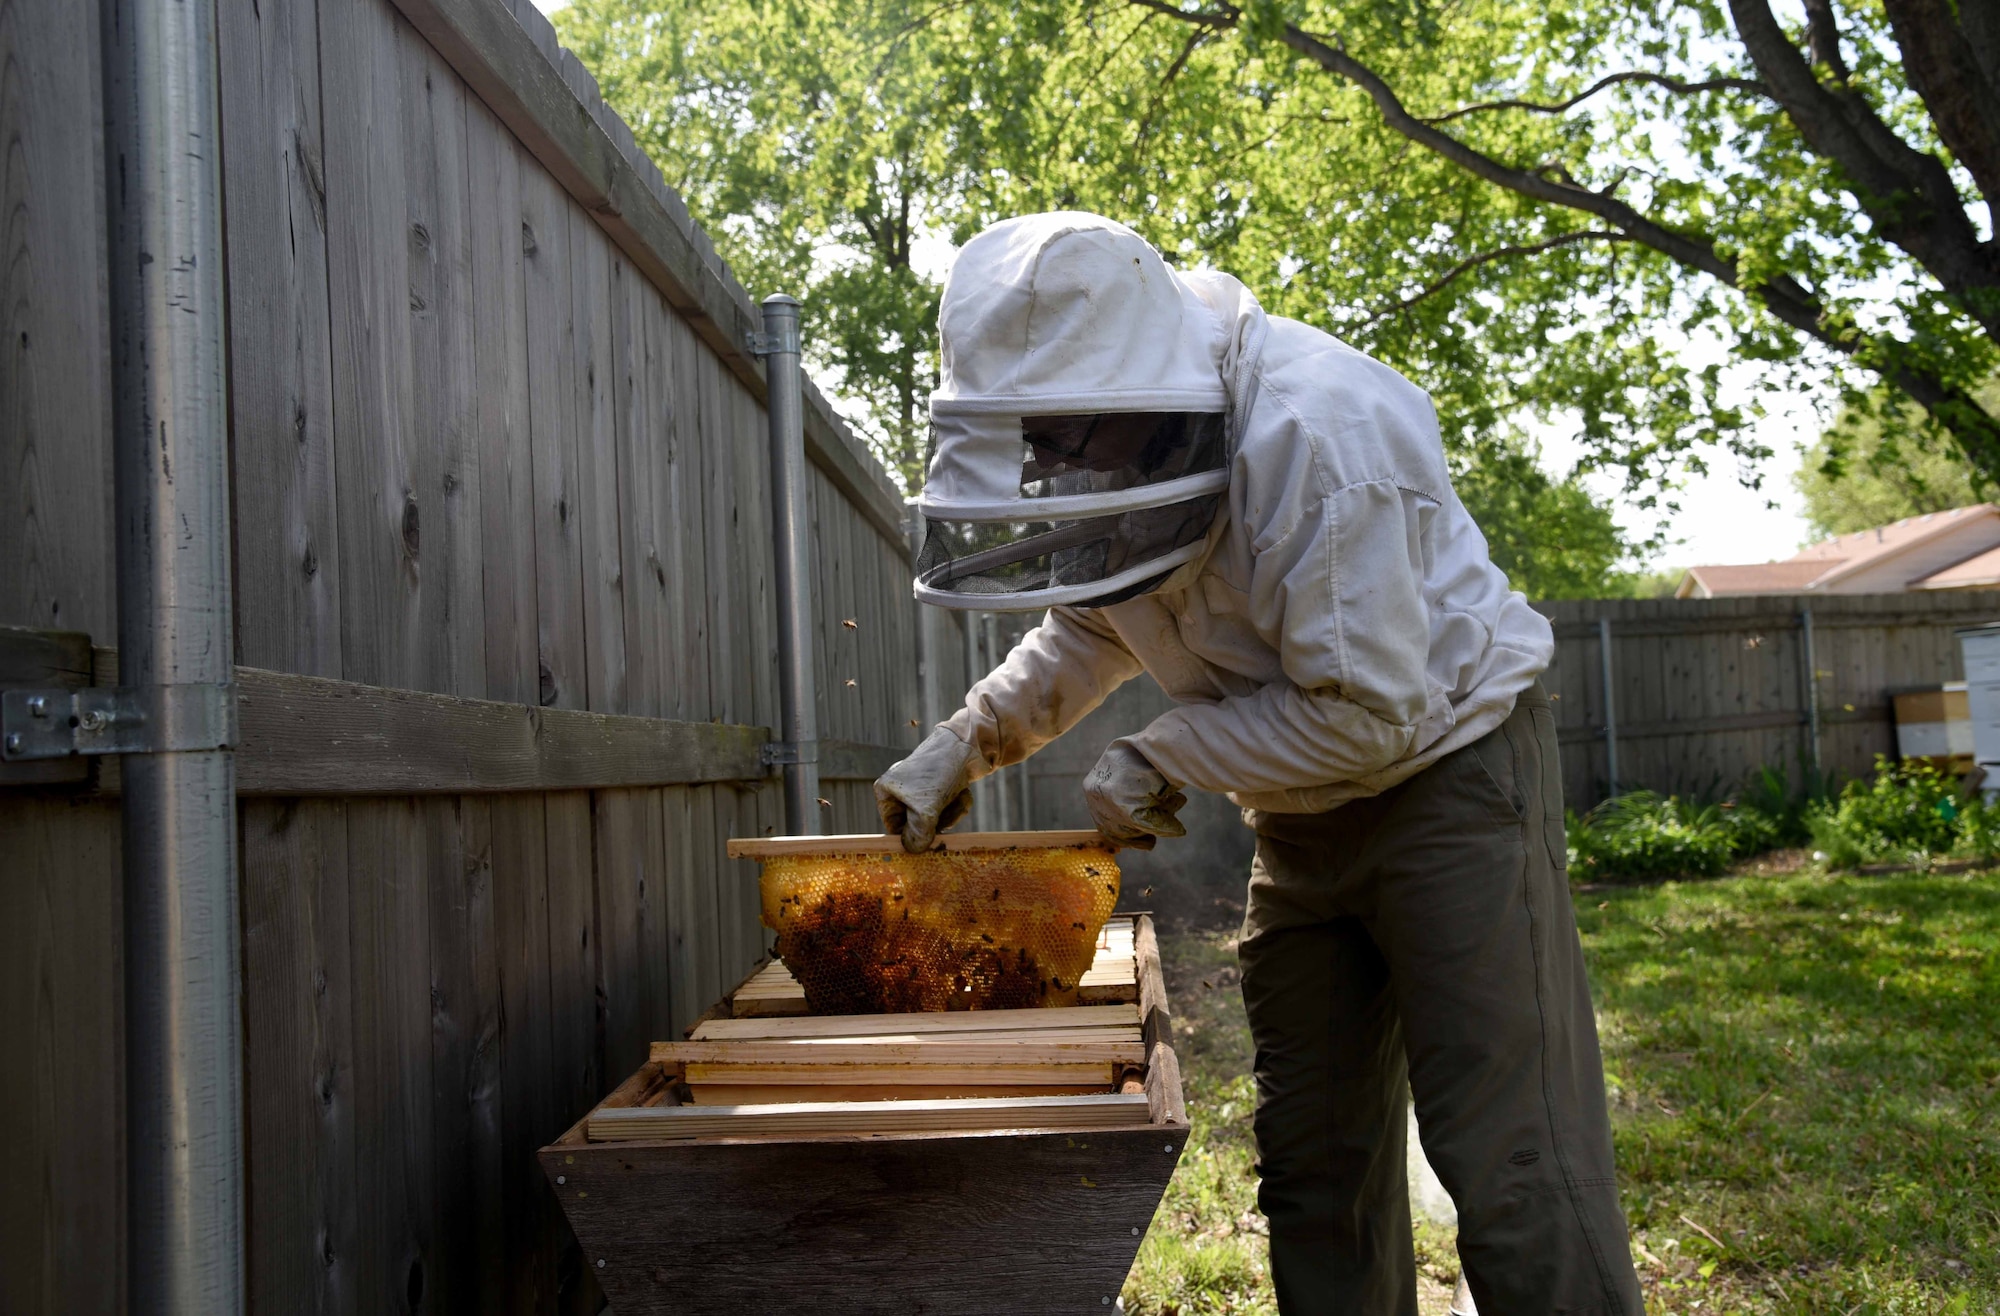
[875,212,1643,1316]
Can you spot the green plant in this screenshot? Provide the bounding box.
[1568,790,1786,880]
[1805,756,1963,869]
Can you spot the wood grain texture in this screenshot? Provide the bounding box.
[218,0,342,679]
[539,1127,1183,1314]
[586,1092,1152,1142]
[379,0,910,546]
[232,665,769,792]
[0,0,113,640]
[240,798,361,1316]
[0,798,124,1316]
[692,1003,1141,1041]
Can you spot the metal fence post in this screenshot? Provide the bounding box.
[752,295,821,834]
[1598,617,1620,798]
[101,0,244,1306]
[1800,606,1823,781]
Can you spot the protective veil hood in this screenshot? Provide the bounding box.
[918,213,1259,612]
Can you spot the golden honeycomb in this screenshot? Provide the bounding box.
[759,845,1121,1014]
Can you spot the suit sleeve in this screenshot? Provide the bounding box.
[944,605,1145,776]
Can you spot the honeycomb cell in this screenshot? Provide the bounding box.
[759,845,1121,1014]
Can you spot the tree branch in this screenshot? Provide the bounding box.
[1420,71,1767,126]
[1800,0,1850,80]
[1356,231,1636,325]
[1881,0,2000,217]
[1122,0,2000,475]
[1727,0,1999,337]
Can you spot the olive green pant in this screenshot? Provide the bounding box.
[1238,687,1642,1316]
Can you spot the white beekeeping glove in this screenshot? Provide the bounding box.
[875,725,986,853]
[1084,741,1187,850]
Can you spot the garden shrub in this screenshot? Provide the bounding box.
[1568,791,1755,880]
[1805,756,1961,868]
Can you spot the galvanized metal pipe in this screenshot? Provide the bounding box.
[908,502,943,733]
[1800,607,1823,780]
[100,0,244,1308]
[760,295,821,834]
[1598,617,1620,798]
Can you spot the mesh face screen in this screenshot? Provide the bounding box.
[759,845,1121,1014]
[916,494,1219,598]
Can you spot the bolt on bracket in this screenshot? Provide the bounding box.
[1,683,238,760]
[760,739,820,769]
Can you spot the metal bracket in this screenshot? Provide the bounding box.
[2,683,238,760]
[744,325,801,358]
[760,739,820,768]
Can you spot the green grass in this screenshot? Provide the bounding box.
[1126,868,2000,1315]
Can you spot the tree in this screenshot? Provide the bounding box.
[1794,379,2000,536]
[951,0,1998,492]
[556,1,997,484]
[558,0,1648,595]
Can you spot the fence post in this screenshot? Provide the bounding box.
[1598,617,1620,797]
[1799,606,1823,781]
[752,294,821,834]
[101,0,245,1305]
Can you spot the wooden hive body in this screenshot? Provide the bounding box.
[539,913,1186,1314]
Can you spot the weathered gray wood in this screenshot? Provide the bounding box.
[344,797,438,1313]
[567,210,626,714]
[0,0,114,641]
[230,665,767,792]
[401,32,486,700]
[466,101,539,706]
[427,796,506,1313]
[241,798,361,1316]
[321,0,419,691]
[0,798,125,1316]
[539,1126,1181,1315]
[218,0,343,680]
[819,737,903,782]
[488,793,561,1315]
[378,0,910,549]
[0,5,120,1312]
[520,161,587,713]
[543,793,600,1123]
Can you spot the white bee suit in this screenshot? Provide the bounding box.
[928,213,1555,814]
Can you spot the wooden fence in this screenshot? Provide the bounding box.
[1540,591,2000,809]
[982,592,2000,889]
[0,0,924,1311]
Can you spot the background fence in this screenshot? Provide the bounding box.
[0,0,925,1311]
[980,591,2000,902]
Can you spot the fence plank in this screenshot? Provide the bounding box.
[428,796,506,1314]
[520,162,586,712]
[241,798,361,1316]
[219,0,342,678]
[466,101,538,707]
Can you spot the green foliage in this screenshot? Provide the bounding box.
[558,0,1645,588]
[1567,790,1785,880]
[1795,381,2000,539]
[1805,756,1964,869]
[1152,873,2000,1313]
[1452,439,1636,599]
[1584,870,2000,1311]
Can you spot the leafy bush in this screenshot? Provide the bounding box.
[1568,791,1761,880]
[1805,756,1962,869]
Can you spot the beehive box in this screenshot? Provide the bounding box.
[539,875,1186,1315]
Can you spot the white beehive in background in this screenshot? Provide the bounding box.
[1956,625,2000,795]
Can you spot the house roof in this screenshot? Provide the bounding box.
[1795,504,2000,587]
[1914,542,2000,590]
[1677,560,1838,598]
[1677,504,2000,597]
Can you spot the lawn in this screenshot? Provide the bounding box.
[1123,867,2000,1315]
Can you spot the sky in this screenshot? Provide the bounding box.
[527,0,1819,572]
